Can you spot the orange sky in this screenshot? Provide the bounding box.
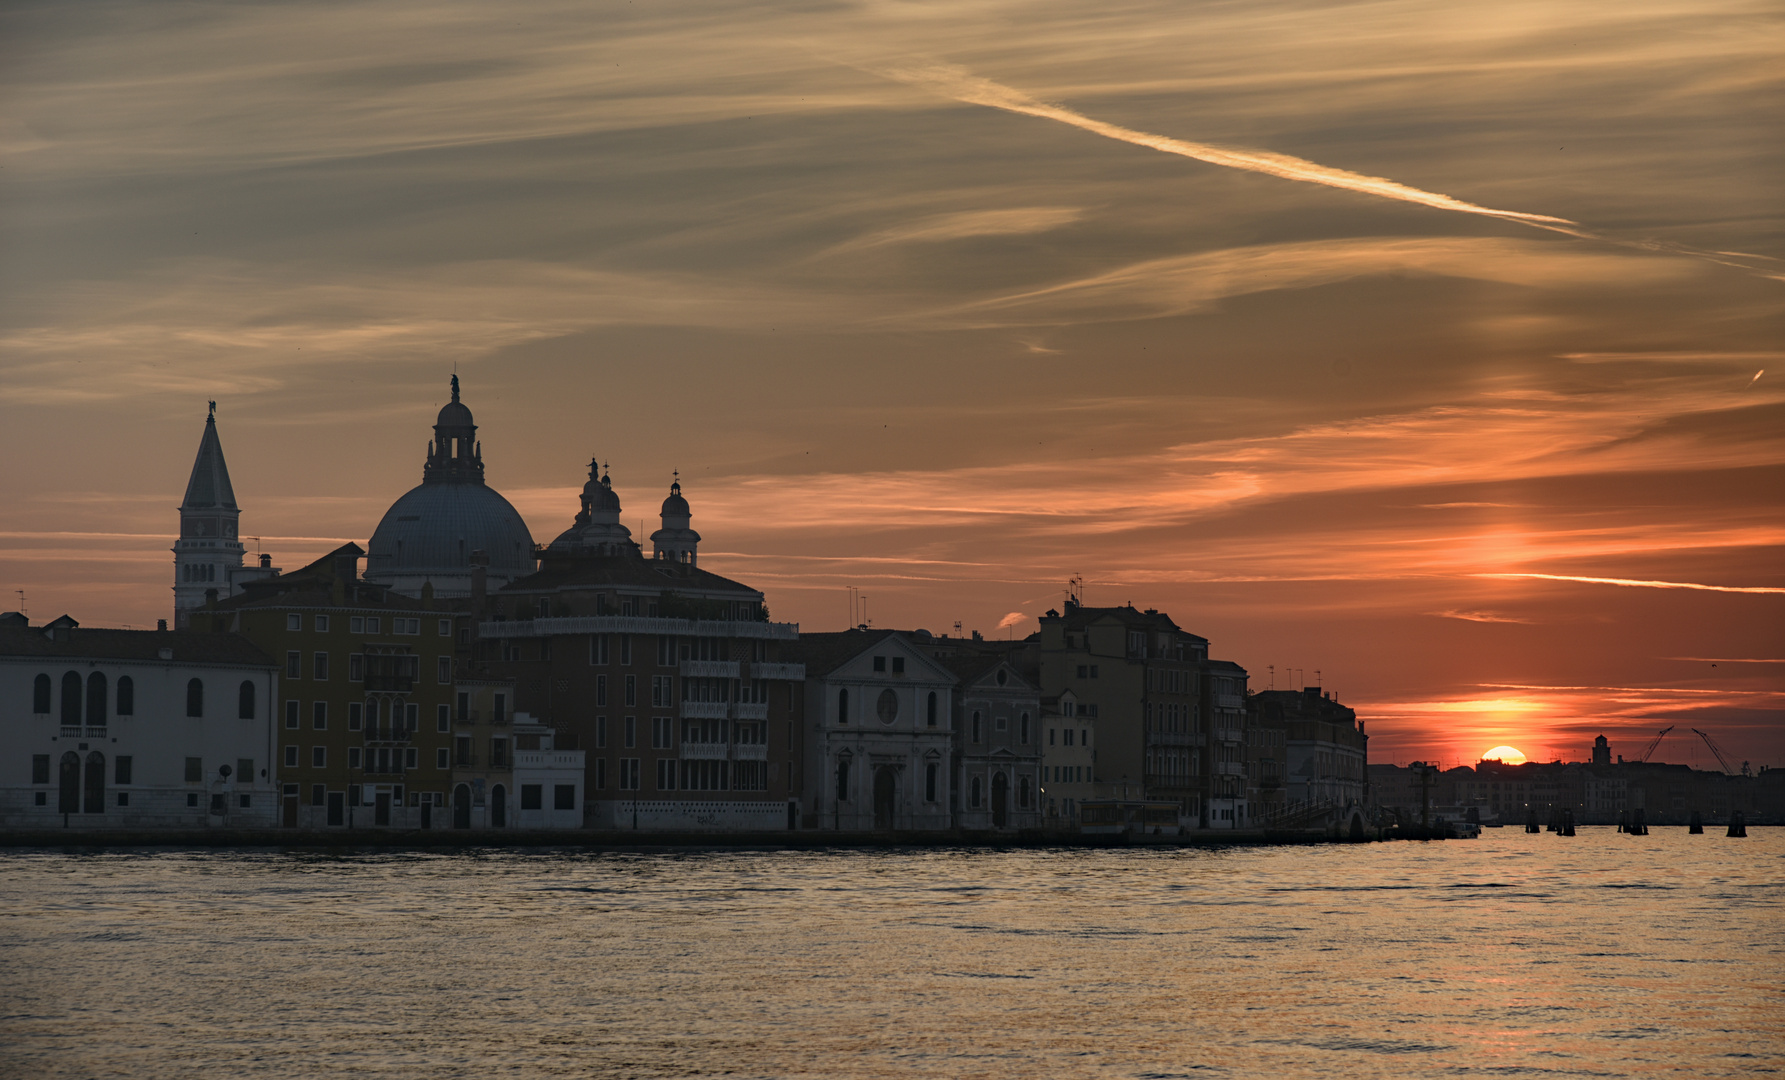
[2,0,1780,766]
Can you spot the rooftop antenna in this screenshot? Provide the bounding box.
[1268,664,1275,690]
[954,620,962,637]
[1316,669,1322,689]
[14,589,24,616]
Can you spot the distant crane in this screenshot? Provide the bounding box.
[1691,728,1736,775]
[1637,725,1675,762]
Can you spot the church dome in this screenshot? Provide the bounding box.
[435,398,474,429]
[366,482,535,582]
[661,480,689,518]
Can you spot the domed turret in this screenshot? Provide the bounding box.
[650,473,700,565]
[365,376,536,597]
[547,459,634,556]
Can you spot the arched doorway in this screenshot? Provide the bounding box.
[84,752,106,814]
[490,784,507,828]
[58,752,80,813]
[873,766,897,830]
[991,772,1009,828]
[453,784,472,829]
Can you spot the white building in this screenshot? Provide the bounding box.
[946,651,1044,831]
[1,613,279,828]
[795,631,955,831]
[508,713,585,829]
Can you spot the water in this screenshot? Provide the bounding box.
[2,829,1779,1079]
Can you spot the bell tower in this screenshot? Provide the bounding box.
[173,402,244,627]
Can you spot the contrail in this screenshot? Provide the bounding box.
[1745,369,1765,391]
[872,63,1587,234]
[1477,572,1785,594]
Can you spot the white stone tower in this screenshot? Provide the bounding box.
[650,474,700,566]
[173,403,276,626]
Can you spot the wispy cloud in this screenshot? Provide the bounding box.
[1431,610,1532,624]
[820,206,1083,255]
[1476,573,1785,594]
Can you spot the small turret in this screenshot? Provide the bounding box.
[650,472,700,565]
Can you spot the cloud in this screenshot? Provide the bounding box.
[1476,573,1785,594]
[996,611,1027,629]
[1431,610,1532,624]
[820,206,1084,254]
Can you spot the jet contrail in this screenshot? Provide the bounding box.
[1477,572,1785,594]
[872,63,1589,235]
[1745,369,1766,391]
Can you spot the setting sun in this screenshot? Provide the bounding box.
[1482,745,1528,764]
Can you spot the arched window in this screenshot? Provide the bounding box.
[86,672,108,725]
[59,752,80,813]
[60,672,82,725]
[1020,712,1030,745]
[971,710,981,744]
[116,676,134,716]
[835,757,850,801]
[925,762,938,803]
[970,775,982,809]
[186,678,204,718]
[33,674,51,714]
[837,688,848,725]
[84,752,105,814]
[926,691,937,727]
[238,680,256,719]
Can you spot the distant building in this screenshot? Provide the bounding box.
[172,404,279,627]
[190,544,462,829]
[943,650,1043,831]
[1201,658,1250,828]
[1248,687,1367,814]
[1,612,278,827]
[510,712,585,829]
[474,463,804,832]
[1040,689,1105,823]
[365,376,536,599]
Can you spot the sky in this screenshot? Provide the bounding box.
[2,0,1780,769]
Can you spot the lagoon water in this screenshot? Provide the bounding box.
[2,829,1780,1079]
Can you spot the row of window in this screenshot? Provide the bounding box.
[283,651,448,684]
[30,752,256,810]
[589,757,769,792]
[284,613,449,636]
[33,673,253,721]
[282,699,429,732]
[1049,727,1091,746]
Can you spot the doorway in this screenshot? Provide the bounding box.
[327,791,345,827]
[282,788,298,827]
[374,791,391,826]
[58,751,80,814]
[873,766,897,831]
[419,796,431,830]
[991,772,1009,828]
[491,785,507,828]
[453,784,472,829]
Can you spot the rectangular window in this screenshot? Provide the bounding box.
[185,757,203,783]
[1076,665,1087,678]
[406,702,419,730]
[455,736,473,768]
[311,746,326,768]
[590,634,609,665]
[313,652,329,680]
[554,784,576,810]
[349,748,362,769]
[657,635,674,666]
[239,794,251,809]
[493,694,506,725]
[117,791,129,807]
[311,783,326,806]
[312,701,327,729]
[624,716,636,749]
[657,758,676,790]
[595,758,607,790]
[351,616,364,633]
[287,651,302,679]
[1090,665,1099,678]
[651,675,672,707]
[437,704,450,732]
[397,618,421,635]
[618,759,640,790]
[287,613,301,631]
[651,716,673,749]
[892,657,905,674]
[283,745,298,768]
[314,615,329,633]
[32,755,50,784]
[595,716,608,748]
[404,748,418,770]
[438,618,452,637]
[436,747,449,769]
[237,758,253,783]
[873,655,886,672]
[437,656,452,684]
[521,784,543,810]
[619,635,632,665]
[348,654,363,681]
[115,756,134,785]
[366,617,381,634]
[925,762,937,802]
[348,702,363,731]
[490,738,509,767]
[457,691,469,722]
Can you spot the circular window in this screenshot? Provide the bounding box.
[876,688,899,724]
[996,669,1008,686]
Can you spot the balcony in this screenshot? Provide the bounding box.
[479,615,799,641]
[734,702,769,720]
[680,701,729,720]
[364,675,414,693]
[750,662,806,682]
[1214,727,1244,744]
[680,659,739,679]
[682,742,729,760]
[733,742,768,761]
[1215,694,1245,711]
[515,749,582,770]
[1214,760,1245,776]
[59,726,83,738]
[1149,732,1196,747]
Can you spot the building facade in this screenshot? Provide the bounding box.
[1040,689,1105,824]
[945,652,1044,831]
[1,613,279,828]
[191,544,462,829]
[1249,688,1368,815]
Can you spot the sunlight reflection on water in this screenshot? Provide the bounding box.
[2,828,1780,1078]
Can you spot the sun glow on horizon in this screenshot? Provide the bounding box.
[1482,745,1528,765]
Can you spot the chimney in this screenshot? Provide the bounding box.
[259,553,272,569]
[204,588,219,609]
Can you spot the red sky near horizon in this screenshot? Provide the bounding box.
[2,0,1779,768]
